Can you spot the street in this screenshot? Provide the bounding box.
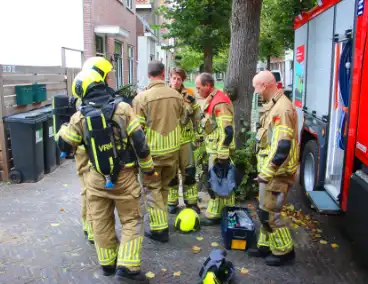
[0,160,367,284]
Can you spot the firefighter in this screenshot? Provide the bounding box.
[195,73,236,226]
[248,70,298,266]
[77,57,115,243]
[57,68,156,282]
[167,67,201,215]
[133,61,185,243]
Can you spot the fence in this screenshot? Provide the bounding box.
[0,64,80,181]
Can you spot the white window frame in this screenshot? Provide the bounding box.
[128,45,134,84]
[95,35,105,57]
[126,0,133,10]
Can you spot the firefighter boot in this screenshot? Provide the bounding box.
[265,249,295,266]
[101,264,116,276]
[115,267,149,284]
[144,228,169,243]
[248,246,271,258]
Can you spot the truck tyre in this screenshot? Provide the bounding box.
[300,140,319,196]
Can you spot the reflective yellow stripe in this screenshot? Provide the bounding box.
[95,243,117,266]
[63,128,82,143]
[168,187,179,205]
[139,157,153,169]
[146,125,181,156]
[127,119,140,135]
[148,207,168,231]
[117,236,143,267]
[137,115,146,125]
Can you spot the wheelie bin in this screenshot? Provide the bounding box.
[37,106,57,174]
[5,111,47,183]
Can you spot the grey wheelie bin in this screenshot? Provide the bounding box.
[5,110,47,183]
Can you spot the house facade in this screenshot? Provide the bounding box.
[84,0,138,89]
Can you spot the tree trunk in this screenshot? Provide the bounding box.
[266,56,271,70]
[225,0,262,146]
[204,46,213,73]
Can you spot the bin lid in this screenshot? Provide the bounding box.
[5,109,48,124]
[37,105,53,118]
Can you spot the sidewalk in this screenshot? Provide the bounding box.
[0,160,367,284]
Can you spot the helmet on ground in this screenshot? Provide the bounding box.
[83,56,113,80]
[174,208,200,233]
[72,69,104,98]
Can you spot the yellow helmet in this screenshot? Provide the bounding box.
[174,208,200,233]
[83,56,113,80]
[71,69,104,98]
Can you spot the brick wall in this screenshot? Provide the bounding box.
[84,0,137,88]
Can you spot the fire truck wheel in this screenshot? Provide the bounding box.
[301,140,319,196]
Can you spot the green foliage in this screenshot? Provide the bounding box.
[259,0,317,60]
[158,0,232,70]
[114,84,137,100]
[213,46,229,73]
[230,128,258,201]
[176,47,203,73]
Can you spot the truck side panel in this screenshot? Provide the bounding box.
[305,7,335,119]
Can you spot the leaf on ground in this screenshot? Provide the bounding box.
[60,208,64,212]
[331,243,339,249]
[50,223,60,227]
[211,242,219,247]
[240,267,249,274]
[317,229,323,233]
[63,184,68,187]
[145,271,155,279]
[291,224,299,229]
[285,204,295,211]
[281,212,287,217]
[161,268,167,272]
[192,245,201,254]
[196,236,204,241]
[173,271,181,277]
[320,240,328,245]
[313,234,322,238]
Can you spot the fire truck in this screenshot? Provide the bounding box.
[293,0,368,263]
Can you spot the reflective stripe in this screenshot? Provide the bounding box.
[87,221,94,241]
[127,119,140,135]
[117,236,143,268]
[137,115,146,126]
[168,187,179,205]
[270,227,293,253]
[183,184,198,204]
[138,157,153,170]
[95,243,117,266]
[257,230,270,247]
[205,193,235,219]
[63,128,82,143]
[148,207,168,231]
[146,125,181,156]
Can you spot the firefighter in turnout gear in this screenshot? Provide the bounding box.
[57,67,156,283]
[77,57,115,243]
[195,73,236,226]
[167,67,201,215]
[133,61,185,243]
[249,70,298,266]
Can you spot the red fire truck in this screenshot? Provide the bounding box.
[293,0,368,263]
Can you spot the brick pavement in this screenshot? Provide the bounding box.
[1,160,368,284]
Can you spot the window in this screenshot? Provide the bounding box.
[95,35,105,56]
[114,41,123,88]
[126,0,133,9]
[128,46,134,84]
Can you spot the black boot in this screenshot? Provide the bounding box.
[88,239,95,245]
[187,204,201,215]
[265,249,295,266]
[115,267,149,284]
[101,265,116,276]
[84,230,88,237]
[144,228,169,243]
[247,246,271,258]
[168,205,177,214]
